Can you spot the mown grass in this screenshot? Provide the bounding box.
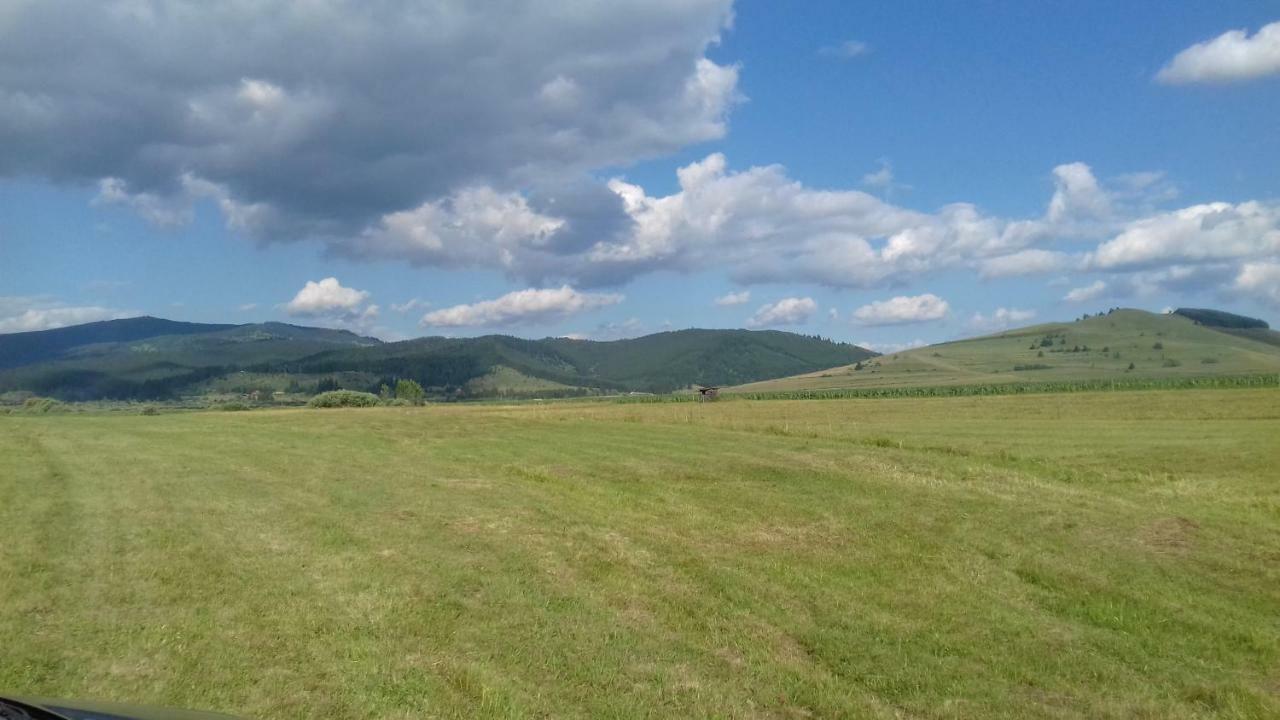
[2,389,1278,719]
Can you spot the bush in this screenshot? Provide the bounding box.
[395,379,425,404]
[216,402,252,411]
[307,390,380,408]
[380,397,412,407]
[22,397,65,414]
[1152,341,1164,350]
[1162,358,1182,368]
[140,406,161,416]
[1013,364,1052,371]
[1201,357,1219,364]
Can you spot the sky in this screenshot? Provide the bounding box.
[2,0,1278,350]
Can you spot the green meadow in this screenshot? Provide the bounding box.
[2,389,1278,719]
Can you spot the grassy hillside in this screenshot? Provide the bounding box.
[0,321,871,401]
[3,389,1277,718]
[736,309,1280,394]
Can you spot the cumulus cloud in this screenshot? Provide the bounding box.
[714,290,751,306]
[1,0,737,243]
[1047,162,1111,224]
[979,249,1074,278]
[1235,261,1280,305]
[746,297,817,328]
[420,286,622,328]
[852,294,950,326]
[594,153,1016,288]
[819,40,871,59]
[285,278,371,316]
[1063,280,1108,303]
[968,307,1036,333]
[0,296,131,333]
[1157,21,1280,84]
[283,278,379,334]
[1087,201,1280,271]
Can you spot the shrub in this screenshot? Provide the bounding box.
[1152,341,1164,350]
[140,406,160,416]
[1162,358,1182,368]
[307,390,380,408]
[1201,357,1219,364]
[1013,364,1051,371]
[395,379,426,404]
[380,397,412,407]
[1127,362,1136,370]
[216,402,252,411]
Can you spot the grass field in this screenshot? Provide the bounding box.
[2,390,1279,718]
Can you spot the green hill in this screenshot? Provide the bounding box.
[0,320,381,401]
[0,319,872,401]
[734,309,1280,394]
[261,328,874,397]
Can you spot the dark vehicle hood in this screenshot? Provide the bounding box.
[3,696,243,720]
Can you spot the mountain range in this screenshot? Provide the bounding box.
[0,317,872,401]
[3,308,1276,403]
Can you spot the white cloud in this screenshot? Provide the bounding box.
[968,307,1037,333]
[1235,261,1280,305]
[285,278,371,317]
[237,303,258,312]
[283,278,380,334]
[746,297,817,328]
[819,40,871,59]
[714,290,750,306]
[860,159,909,197]
[0,296,131,333]
[1063,280,1107,303]
[390,298,431,314]
[1047,162,1111,224]
[857,338,928,354]
[354,187,567,272]
[1087,201,1280,270]
[93,177,192,228]
[596,153,1012,288]
[1157,21,1280,84]
[828,308,839,321]
[420,286,622,328]
[853,294,949,325]
[979,249,1074,278]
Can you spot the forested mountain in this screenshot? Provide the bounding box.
[0,316,236,369]
[0,318,873,401]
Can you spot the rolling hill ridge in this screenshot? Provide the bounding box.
[0,319,873,401]
[734,308,1280,394]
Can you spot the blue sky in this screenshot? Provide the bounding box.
[2,1,1278,350]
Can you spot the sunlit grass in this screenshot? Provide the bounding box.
[2,389,1278,718]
